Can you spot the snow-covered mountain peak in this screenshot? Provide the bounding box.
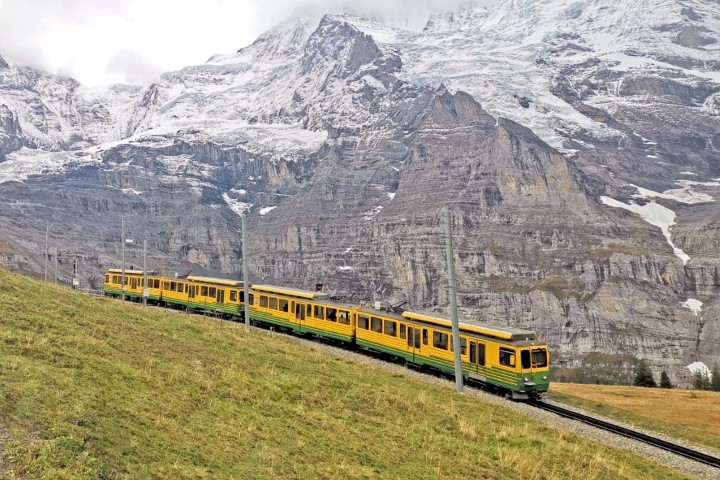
[0,54,8,69]
[237,16,321,64]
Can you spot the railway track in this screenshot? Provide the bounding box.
[531,400,720,468]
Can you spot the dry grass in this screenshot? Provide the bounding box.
[550,383,720,453]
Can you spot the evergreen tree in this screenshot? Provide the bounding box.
[633,359,656,388]
[692,370,711,390]
[712,363,720,392]
[659,370,672,389]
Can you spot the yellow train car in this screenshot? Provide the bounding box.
[182,275,248,316]
[356,308,550,399]
[103,269,149,300]
[104,270,247,316]
[249,285,356,342]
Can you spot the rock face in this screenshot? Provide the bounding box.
[1,1,719,383]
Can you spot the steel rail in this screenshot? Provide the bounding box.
[531,400,720,468]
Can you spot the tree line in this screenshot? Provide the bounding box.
[633,359,720,390]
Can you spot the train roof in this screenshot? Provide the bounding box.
[402,311,537,341]
[107,269,145,275]
[186,275,248,287]
[356,307,536,341]
[251,284,328,299]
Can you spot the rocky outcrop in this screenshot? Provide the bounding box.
[0,104,23,161]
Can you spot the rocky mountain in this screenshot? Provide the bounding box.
[1,0,719,383]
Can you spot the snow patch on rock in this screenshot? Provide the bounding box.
[687,361,712,379]
[600,196,689,264]
[680,298,703,315]
[222,193,252,217]
[258,206,277,215]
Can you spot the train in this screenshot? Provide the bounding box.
[104,268,550,399]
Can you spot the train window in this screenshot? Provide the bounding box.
[478,343,485,366]
[177,283,184,293]
[111,275,117,283]
[422,329,428,345]
[399,324,406,340]
[326,308,337,322]
[209,287,217,297]
[170,281,176,291]
[200,286,207,296]
[358,314,369,329]
[370,317,383,333]
[314,305,324,319]
[269,297,278,310]
[230,291,237,302]
[105,275,110,283]
[306,304,313,317]
[260,296,268,308]
[450,338,467,355]
[470,342,477,363]
[384,320,397,337]
[163,281,169,290]
[279,299,289,312]
[433,332,449,350]
[532,349,548,368]
[521,350,531,369]
[338,310,350,325]
[499,348,516,367]
[239,291,245,303]
[249,294,254,305]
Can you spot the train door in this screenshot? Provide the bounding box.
[407,326,421,363]
[130,278,137,290]
[295,301,305,331]
[217,289,225,314]
[189,285,195,301]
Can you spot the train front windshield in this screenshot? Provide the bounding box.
[531,348,548,368]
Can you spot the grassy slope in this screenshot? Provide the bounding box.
[0,269,691,479]
[550,383,720,453]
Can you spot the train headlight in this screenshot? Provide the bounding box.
[524,377,529,381]
[543,376,548,380]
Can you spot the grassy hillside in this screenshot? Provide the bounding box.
[0,269,691,479]
[550,383,720,453]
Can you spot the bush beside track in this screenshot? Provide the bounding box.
[0,269,693,479]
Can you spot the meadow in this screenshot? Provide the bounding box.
[0,269,692,479]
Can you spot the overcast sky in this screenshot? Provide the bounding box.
[0,0,498,86]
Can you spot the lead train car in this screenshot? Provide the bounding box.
[246,284,549,399]
[103,269,249,317]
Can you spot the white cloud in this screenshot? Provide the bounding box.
[106,50,164,85]
[0,0,500,85]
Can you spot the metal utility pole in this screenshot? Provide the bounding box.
[72,259,78,290]
[443,207,463,394]
[54,246,58,285]
[44,221,49,282]
[242,215,250,331]
[143,239,148,307]
[121,216,126,301]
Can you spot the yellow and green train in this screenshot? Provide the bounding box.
[104,269,550,399]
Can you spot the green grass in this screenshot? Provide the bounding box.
[0,268,693,479]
